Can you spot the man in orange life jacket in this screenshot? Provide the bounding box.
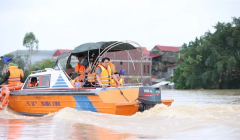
[85,57,97,85]
[28,77,38,87]
[75,56,85,82]
[96,57,121,87]
[111,72,125,87]
[0,63,23,85]
[15,64,24,82]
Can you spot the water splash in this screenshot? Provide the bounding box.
[134,104,240,121]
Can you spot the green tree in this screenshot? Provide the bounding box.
[23,32,39,70]
[30,59,56,72]
[174,17,240,89]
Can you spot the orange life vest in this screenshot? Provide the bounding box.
[75,63,85,81]
[87,72,96,83]
[109,61,115,73]
[8,66,21,84]
[98,65,112,85]
[28,83,38,87]
[19,68,24,78]
[111,78,124,87]
[70,79,82,88]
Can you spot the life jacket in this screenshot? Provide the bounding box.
[8,66,21,84]
[109,61,115,73]
[75,63,85,81]
[19,68,24,78]
[111,78,124,87]
[28,83,38,87]
[100,61,115,73]
[98,64,112,86]
[70,79,82,88]
[87,72,96,83]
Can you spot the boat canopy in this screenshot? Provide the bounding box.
[57,41,136,60]
[57,52,71,60]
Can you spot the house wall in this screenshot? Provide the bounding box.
[150,46,179,80]
[105,49,151,85]
[167,65,177,77]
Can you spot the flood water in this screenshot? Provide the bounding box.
[0,90,240,140]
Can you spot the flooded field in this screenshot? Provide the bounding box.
[0,90,240,140]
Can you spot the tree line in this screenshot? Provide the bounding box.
[173,17,240,89]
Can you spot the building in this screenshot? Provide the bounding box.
[149,45,180,83]
[105,47,151,85]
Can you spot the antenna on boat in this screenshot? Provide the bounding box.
[117,87,129,102]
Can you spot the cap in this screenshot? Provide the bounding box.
[71,72,80,79]
[35,66,40,71]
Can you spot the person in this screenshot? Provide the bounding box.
[108,61,116,73]
[15,64,24,83]
[96,57,121,87]
[99,58,116,73]
[70,72,82,88]
[111,72,125,87]
[119,69,125,81]
[28,77,38,87]
[0,63,22,85]
[85,57,97,85]
[75,56,86,81]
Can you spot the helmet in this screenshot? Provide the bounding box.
[119,69,125,75]
[35,66,40,71]
[8,63,15,67]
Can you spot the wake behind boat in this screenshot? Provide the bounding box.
[1,41,174,117]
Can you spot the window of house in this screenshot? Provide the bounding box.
[147,65,150,73]
[120,62,123,65]
[144,65,146,73]
[23,75,51,89]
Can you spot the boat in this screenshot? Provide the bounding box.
[1,41,174,117]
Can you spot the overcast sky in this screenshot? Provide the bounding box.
[0,0,239,56]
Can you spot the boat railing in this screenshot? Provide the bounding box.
[31,68,54,74]
[125,83,143,86]
[76,74,143,88]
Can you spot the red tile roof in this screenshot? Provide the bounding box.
[53,49,72,57]
[156,45,179,52]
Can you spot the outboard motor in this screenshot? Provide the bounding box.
[138,86,161,112]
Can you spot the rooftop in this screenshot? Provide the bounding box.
[156,45,179,52]
[53,49,72,57]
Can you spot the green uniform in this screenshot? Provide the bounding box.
[0,72,10,85]
[0,71,24,85]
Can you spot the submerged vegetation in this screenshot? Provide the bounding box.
[174,17,240,89]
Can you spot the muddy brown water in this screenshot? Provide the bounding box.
[0,89,240,140]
